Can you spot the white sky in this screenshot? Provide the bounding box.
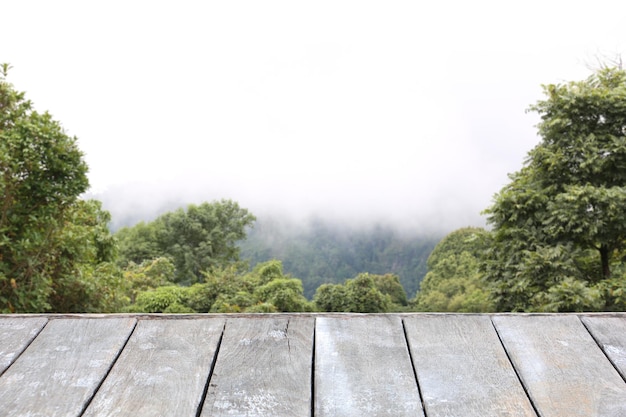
[4,1,626,231]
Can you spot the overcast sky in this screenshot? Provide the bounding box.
[4,1,626,232]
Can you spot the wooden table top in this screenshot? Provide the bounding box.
[0,313,625,416]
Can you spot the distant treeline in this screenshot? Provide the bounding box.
[110,202,424,313]
[239,217,439,299]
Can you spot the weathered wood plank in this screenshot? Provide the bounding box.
[315,315,423,416]
[0,318,136,417]
[83,318,225,417]
[404,315,536,417]
[581,315,626,381]
[0,317,47,375]
[493,315,626,417]
[200,316,314,417]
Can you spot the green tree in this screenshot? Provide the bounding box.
[483,66,626,311]
[134,285,192,313]
[46,199,125,312]
[254,278,311,312]
[116,200,255,285]
[122,257,175,304]
[415,227,494,312]
[344,273,392,313]
[313,283,348,312]
[253,259,285,285]
[115,221,160,266]
[0,65,98,312]
[129,259,312,313]
[313,273,392,313]
[368,273,408,306]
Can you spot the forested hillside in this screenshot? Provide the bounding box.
[113,209,420,313]
[239,217,439,299]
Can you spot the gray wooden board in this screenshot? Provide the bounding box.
[200,316,314,417]
[0,317,136,417]
[315,315,423,416]
[0,317,48,375]
[581,315,626,381]
[493,315,626,417]
[404,315,536,417]
[83,318,225,417]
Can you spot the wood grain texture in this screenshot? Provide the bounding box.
[0,318,136,417]
[0,317,47,375]
[200,316,314,417]
[315,315,423,417]
[493,315,626,417]
[2,313,626,416]
[83,318,225,417]
[404,315,536,417]
[581,316,626,381]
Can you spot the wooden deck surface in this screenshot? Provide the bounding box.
[0,313,625,416]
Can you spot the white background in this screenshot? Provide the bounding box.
[4,0,625,231]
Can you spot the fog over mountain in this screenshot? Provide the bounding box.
[5,1,626,235]
[91,177,491,234]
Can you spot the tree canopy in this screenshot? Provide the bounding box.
[0,66,120,312]
[116,200,255,285]
[483,66,626,311]
[129,260,313,313]
[313,272,407,313]
[416,227,494,312]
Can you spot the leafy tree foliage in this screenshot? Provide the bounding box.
[122,257,175,304]
[115,221,160,266]
[313,273,400,312]
[133,285,193,313]
[254,278,309,312]
[415,227,494,312]
[483,67,626,311]
[370,273,408,306]
[116,200,255,285]
[45,200,125,312]
[0,66,120,312]
[130,260,313,313]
